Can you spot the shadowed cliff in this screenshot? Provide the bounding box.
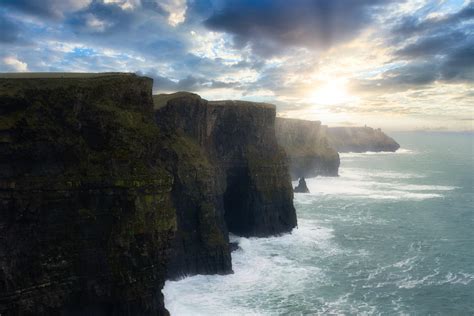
[0,76,298,314]
[327,126,400,153]
[275,117,340,179]
[0,73,176,315]
[154,93,297,244]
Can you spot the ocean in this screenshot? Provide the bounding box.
[163,132,474,315]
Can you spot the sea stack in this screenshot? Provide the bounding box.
[294,177,310,193]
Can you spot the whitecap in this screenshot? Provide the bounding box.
[164,218,338,315]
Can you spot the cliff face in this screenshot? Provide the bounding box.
[155,93,297,242]
[327,126,400,153]
[0,75,297,314]
[275,118,340,179]
[0,73,178,315]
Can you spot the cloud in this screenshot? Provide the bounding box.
[363,1,474,92]
[393,1,474,36]
[0,14,21,43]
[395,30,467,58]
[83,13,111,32]
[2,0,92,18]
[103,0,141,11]
[2,56,28,71]
[0,0,472,131]
[158,0,187,26]
[204,0,392,56]
[140,71,242,93]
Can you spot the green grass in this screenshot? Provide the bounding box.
[0,72,136,78]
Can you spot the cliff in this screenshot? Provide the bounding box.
[154,93,297,242]
[327,126,400,153]
[0,75,298,314]
[0,73,180,315]
[275,117,340,179]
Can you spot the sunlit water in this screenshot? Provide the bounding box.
[164,132,474,315]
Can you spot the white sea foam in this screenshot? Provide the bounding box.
[164,140,469,315]
[339,148,417,159]
[293,166,455,201]
[164,219,338,315]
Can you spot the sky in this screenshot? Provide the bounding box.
[1,0,473,131]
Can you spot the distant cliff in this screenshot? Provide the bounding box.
[155,93,297,244]
[327,126,400,153]
[275,117,339,179]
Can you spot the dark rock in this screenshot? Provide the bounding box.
[327,126,400,153]
[275,117,340,179]
[0,73,177,315]
[0,75,299,315]
[229,242,240,252]
[154,93,297,242]
[294,177,310,193]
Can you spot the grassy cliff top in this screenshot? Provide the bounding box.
[209,100,275,109]
[153,91,275,110]
[0,72,137,79]
[0,72,152,98]
[153,92,201,109]
[276,117,322,126]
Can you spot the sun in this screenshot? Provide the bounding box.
[308,78,354,105]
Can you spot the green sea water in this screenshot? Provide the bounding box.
[164,132,474,315]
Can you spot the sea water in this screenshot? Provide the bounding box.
[163,132,474,315]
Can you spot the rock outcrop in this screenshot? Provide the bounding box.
[294,177,310,193]
[275,117,339,179]
[327,126,400,153]
[154,92,297,241]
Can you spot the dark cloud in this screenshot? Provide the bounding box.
[393,1,474,36]
[138,71,242,93]
[0,14,21,43]
[440,42,474,81]
[1,0,92,18]
[395,31,467,58]
[368,1,474,92]
[204,0,392,56]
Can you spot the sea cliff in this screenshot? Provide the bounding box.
[154,93,297,240]
[275,117,340,179]
[0,73,175,315]
[327,126,400,153]
[0,76,297,315]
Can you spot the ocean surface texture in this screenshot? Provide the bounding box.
[164,132,474,315]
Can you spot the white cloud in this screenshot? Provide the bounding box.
[50,0,92,17]
[103,0,141,10]
[158,0,187,26]
[85,13,111,32]
[3,56,28,72]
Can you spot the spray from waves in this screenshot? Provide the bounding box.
[339,148,416,159]
[163,219,340,316]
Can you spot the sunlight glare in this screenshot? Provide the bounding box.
[308,78,354,105]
